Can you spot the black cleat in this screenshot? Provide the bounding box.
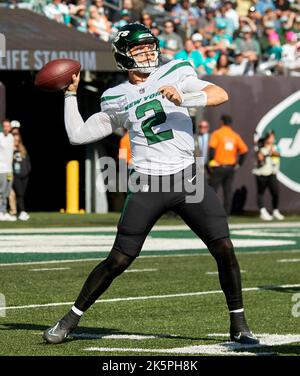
[229,311,259,345]
[43,310,80,344]
[230,330,260,345]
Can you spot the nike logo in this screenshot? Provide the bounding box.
[233,332,242,340]
[48,323,60,337]
[187,175,197,183]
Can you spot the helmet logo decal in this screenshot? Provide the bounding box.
[114,30,130,42]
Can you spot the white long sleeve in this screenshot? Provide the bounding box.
[64,96,117,145]
[176,75,213,108]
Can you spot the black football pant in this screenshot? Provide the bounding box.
[74,164,243,313]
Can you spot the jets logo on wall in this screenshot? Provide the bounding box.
[256,91,300,193]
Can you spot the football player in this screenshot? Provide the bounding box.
[43,23,259,345]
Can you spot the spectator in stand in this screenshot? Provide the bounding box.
[70,5,88,33]
[202,7,217,34]
[143,0,166,26]
[259,21,281,57]
[215,52,230,75]
[171,0,198,34]
[280,30,300,75]
[262,8,281,30]
[211,20,234,50]
[150,22,161,39]
[91,0,108,16]
[228,50,248,75]
[191,0,207,18]
[43,0,71,26]
[293,16,300,41]
[224,0,239,31]
[140,13,154,29]
[12,133,31,221]
[0,119,16,222]
[256,0,275,16]
[239,14,258,35]
[159,20,183,61]
[191,32,206,56]
[122,0,139,22]
[275,0,291,12]
[113,9,132,30]
[87,5,111,42]
[235,25,261,72]
[174,39,204,74]
[203,47,219,74]
[247,5,262,29]
[215,2,236,35]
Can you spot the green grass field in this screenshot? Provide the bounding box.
[1,215,300,356]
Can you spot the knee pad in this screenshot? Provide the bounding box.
[103,248,135,276]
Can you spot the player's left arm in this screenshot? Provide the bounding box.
[159,75,228,107]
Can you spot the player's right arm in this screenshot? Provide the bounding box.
[64,74,118,145]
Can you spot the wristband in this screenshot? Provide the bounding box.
[181,91,207,107]
[65,91,77,98]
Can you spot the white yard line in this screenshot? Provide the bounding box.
[1,249,300,267]
[125,269,157,273]
[83,334,300,356]
[1,283,300,313]
[0,237,295,253]
[0,222,300,234]
[277,258,300,263]
[29,267,71,272]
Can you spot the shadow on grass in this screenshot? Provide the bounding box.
[0,322,211,343]
[258,285,300,293]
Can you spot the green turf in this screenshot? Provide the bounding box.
[1,212,300,228]
[1,251,300,355]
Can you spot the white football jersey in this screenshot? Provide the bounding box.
[101,59,209,175]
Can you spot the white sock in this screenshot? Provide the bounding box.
[71,305,84,316]
[229,308,244,313]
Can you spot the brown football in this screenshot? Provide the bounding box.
[35,59,81,92]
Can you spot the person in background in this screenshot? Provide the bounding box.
[8,120,21,217]
[43,0,71,26]
[0,119,16,221]
[228,50,248,75]
[208,114,249,215]
[191,32,206,57]
[196,119,210,164]
[87,5,111,42]
[252,130,284,221]
[215,52,230,75]
[12,133,31,221]
[174,39,204,74]
[235,25,261,74]
[203,47,219,74]
[159,20,183,61]
[70,5,88,33]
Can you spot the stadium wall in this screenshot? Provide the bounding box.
[204,76,300,213]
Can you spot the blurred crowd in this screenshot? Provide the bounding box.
[3,0,300,76]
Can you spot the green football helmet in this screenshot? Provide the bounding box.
[112,23,160,74]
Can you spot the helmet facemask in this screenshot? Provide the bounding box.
[127,40,160,74]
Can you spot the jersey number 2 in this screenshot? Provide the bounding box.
[135,99,174,145]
